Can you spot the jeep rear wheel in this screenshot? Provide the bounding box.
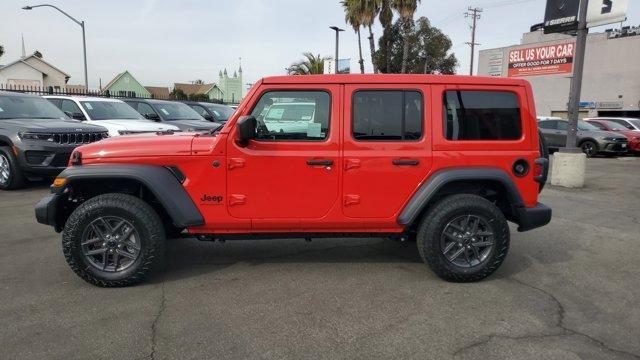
[62,193,165,287]
[417,194,509,282]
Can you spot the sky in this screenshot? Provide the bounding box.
[1,0,638,90]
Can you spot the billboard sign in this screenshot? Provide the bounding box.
[323,59,351,74]
[587,0,628,28]
[508,42,575,77]
[544,0,580,34]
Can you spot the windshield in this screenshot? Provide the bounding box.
[80,101,144,120]
[0,95,68,120]
[578,120,599,131]
[601,120,629,131]
[204,104,235,122]
[628,119,640,129]
[152,102,204,121]
[264,104,315,122]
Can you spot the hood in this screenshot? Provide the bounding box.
[85,119,179,135]
[0,118,107,133]
[579,129,626,141]
[168,120,221,131]
[78,132,198,159]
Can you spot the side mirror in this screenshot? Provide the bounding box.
[203,114,214,121]
[236,116,256,147]
[144,113,160,121]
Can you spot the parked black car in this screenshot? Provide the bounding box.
[538,118,628,157]
[0,91,109,190]
[123,99,221,132]
[181,101,235,124]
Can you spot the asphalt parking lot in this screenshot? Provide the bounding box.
[1,156,639,360]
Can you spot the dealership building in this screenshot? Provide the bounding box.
[478,25,640,118]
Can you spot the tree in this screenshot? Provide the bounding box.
[289,53,328,75]
[374,17,457,74]
[191,79,204,85]
[188,93,209,102]
[33,50,43,58]
[169,88,187,100]
[0,44,4,60]
[378,0,393,73]
[392,0,421,73]
[342,0,365,74]
[361,0,381,74]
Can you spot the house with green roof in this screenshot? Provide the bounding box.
[101,70,150,98]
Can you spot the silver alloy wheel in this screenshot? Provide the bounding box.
[0,154,10,186]
[81,216,142,272]
[440,214,495,268]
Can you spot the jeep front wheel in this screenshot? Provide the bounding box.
[62,193,165,287]
[417,194,509,282]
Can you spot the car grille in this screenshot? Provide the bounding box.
[52,132,109,145]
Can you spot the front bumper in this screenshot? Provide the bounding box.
[597,139,628,154]
[35,193,63,232]
[16,141,78,176]
[515,203,552,232]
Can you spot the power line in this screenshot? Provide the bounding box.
[464,7,483,76]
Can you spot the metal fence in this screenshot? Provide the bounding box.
[0,83,228,104]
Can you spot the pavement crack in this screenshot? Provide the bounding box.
[453,278,640,359]
[148,279,166,360]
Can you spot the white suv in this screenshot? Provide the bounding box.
[44,96,179,137]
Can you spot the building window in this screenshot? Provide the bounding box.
[352,90,423,141]
[443,90,522,140]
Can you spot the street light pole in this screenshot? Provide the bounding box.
[563,0,589,153]
[23,4,88,90]
[329,26,345,74]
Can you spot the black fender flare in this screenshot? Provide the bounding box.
[397,167,524,227]
[57,164,204,228]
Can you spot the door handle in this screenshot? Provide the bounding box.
[392,159,419,166]
[306,159,333,166]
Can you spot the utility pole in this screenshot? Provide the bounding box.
[330,26,345,74]
[464,7,482,76]
[564,0,589,152]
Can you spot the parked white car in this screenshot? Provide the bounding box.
[44,96,179,137]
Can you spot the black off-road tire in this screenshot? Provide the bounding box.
[417,194,510,282]
[0,146,26,190]
[62,193,165,287]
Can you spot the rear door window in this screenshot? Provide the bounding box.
[352,90,423,141]
[443,91,522,140]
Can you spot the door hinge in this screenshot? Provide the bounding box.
[229,194,246,206]
[345,159,361,171]
[228,158,245,170]
[343,195,360,206]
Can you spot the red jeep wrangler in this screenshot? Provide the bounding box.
[35,75,551,287]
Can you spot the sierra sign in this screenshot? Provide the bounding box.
[508,42,575,77]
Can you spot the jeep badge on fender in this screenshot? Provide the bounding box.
[35,74,551,287]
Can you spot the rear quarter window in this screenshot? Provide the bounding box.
[443,90,522,141]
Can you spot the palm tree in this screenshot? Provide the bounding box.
[360,0,381,74]
[378,0,393,73]
[392,0,421,73]
[289,53,329,75]
[342,0,365,74]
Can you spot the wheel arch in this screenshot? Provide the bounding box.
[397,168,524,229]
[0,135,14,147]
[55,164,204,230]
